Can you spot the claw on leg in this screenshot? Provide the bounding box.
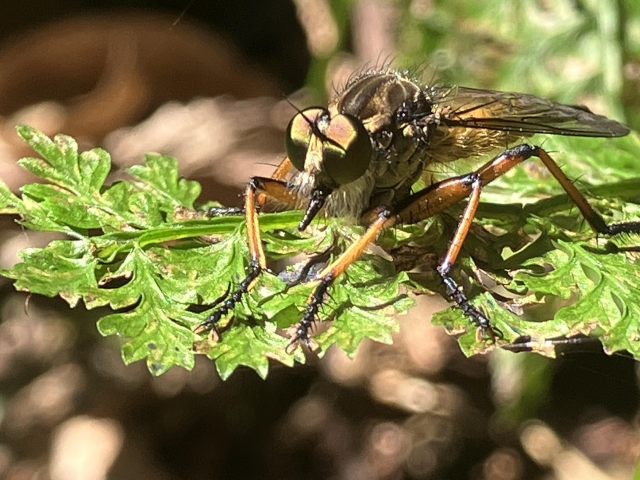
[193,262,262,338]
[285,277,333,352]
[205,206,245,217]
[284,209,394,351]
[438,266,502,344]
[192,283,232,338]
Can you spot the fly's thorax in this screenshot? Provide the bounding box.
[332,72,436,206]
[335,72,424,123]
[335,73,434,146]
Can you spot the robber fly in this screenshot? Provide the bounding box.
[196,68,640,349]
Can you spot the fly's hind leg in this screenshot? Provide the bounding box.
[394,143,640,341]
[393,171,499,340]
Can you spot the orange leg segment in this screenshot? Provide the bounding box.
[199,144,640,346]
[196,161,301,336]
[288,207,396,348]
[390,144,640,340]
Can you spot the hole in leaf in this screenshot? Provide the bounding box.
[520,291,578,322]
[518,262,553,276]
[187,286,232,313]
[187,303,212,314]
[610,291,625,316]
[98,269,133,289]
[580,262,600,284]
[111,296,142,313]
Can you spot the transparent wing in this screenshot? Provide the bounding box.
[429,86,629,137]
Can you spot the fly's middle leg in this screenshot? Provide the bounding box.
[287,207,395,350]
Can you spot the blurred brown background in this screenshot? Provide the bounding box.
[0,1,638,479]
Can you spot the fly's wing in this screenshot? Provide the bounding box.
[430,85,630,137]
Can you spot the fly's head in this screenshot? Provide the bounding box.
[285,107,373,230]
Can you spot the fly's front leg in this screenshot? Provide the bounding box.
[195,172,300,338]
[204,159,294,218]
[195,178,266,337]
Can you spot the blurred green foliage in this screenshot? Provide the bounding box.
[310,0,640,128]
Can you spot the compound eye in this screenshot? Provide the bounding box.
[321,113,372,186]
[285,108,325,171]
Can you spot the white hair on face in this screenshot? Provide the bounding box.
[289,170,376,220]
